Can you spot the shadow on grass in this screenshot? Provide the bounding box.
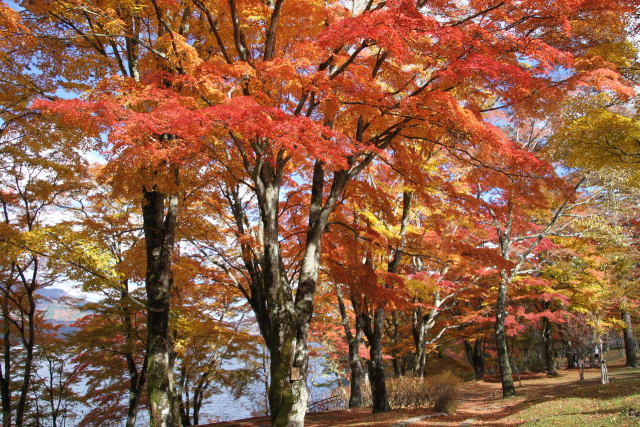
[452,365,640,425]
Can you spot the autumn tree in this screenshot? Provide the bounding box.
[0,5,96,425]
[325,184,413,413]
[30,327,84,427]
[33,188,150,427]
[561,312,594,380]
[0,123,89,427]
[172,256,260,426]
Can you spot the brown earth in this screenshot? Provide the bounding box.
[202,360,630,427]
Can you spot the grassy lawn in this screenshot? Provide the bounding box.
[503,366,640,426]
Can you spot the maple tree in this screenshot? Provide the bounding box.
[171,255,261,426]
[0,123,88,427]
[31,186,150,427]
[575,174,640,368]
[325,185,413,412]
[30,327,85,427]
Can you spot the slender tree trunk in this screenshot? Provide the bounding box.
[193,392,202,426]
[177,367,190,426]
[567,352,576,369]
[122,283,147,427]
[596,340,609,384]
[542,317,557,375]
[464,338,485,379]
[15,278,36,427]
[600,360,609,384]
[355,192,410,413]
[336,285,367,408]
[1,291,11,427]
[386,311,402,379]
[411,308,438,377]
[392,359,400,378]
[364,306,389,413]
[622,310,638,368]
[125,354,147,427]
[411,307,426,376]
[189,373,210,426]
[495,280,516,398]
[142,189,182,427]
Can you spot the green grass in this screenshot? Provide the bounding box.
[504,366,640,426]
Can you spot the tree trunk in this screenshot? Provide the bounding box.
[249,172,316,426]
[385,311,404,379]
[464,338,485,379]
[622,310,638,368]
[355,191,411,413]
[1,291,11,427]
[392,358,401,378]
[335,284,368,408]
[411,307,427,376]
[365,307,390,413]
[125,354,147,427]
[122,283,147,427]
[15,276,36,427]
[348,351,368,408]
[495,280,516,398]
[177,367,190,426]
[542,317,557,375]
[564,342,576,369]
[193,384,204,426]
[265,325,308,425]
[232,158,355,424]
[600,360,609,384]
[142,189,182,427]
[352,294,389,413]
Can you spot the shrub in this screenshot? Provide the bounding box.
[426,371,462,414]
[386,371,461,413]
[387,376,431,409]
[334,372,462,414]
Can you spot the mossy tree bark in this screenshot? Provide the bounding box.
[227,160,361,425]
[142,188,182,427]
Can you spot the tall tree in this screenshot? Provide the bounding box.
[0,127,88,426]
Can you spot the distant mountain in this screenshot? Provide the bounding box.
[38,287,83,322]
[38,287,69,299]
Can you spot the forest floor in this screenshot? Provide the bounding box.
[204,356,640,426]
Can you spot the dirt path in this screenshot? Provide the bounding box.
[204,362,627,426]
[415,361,627,426]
